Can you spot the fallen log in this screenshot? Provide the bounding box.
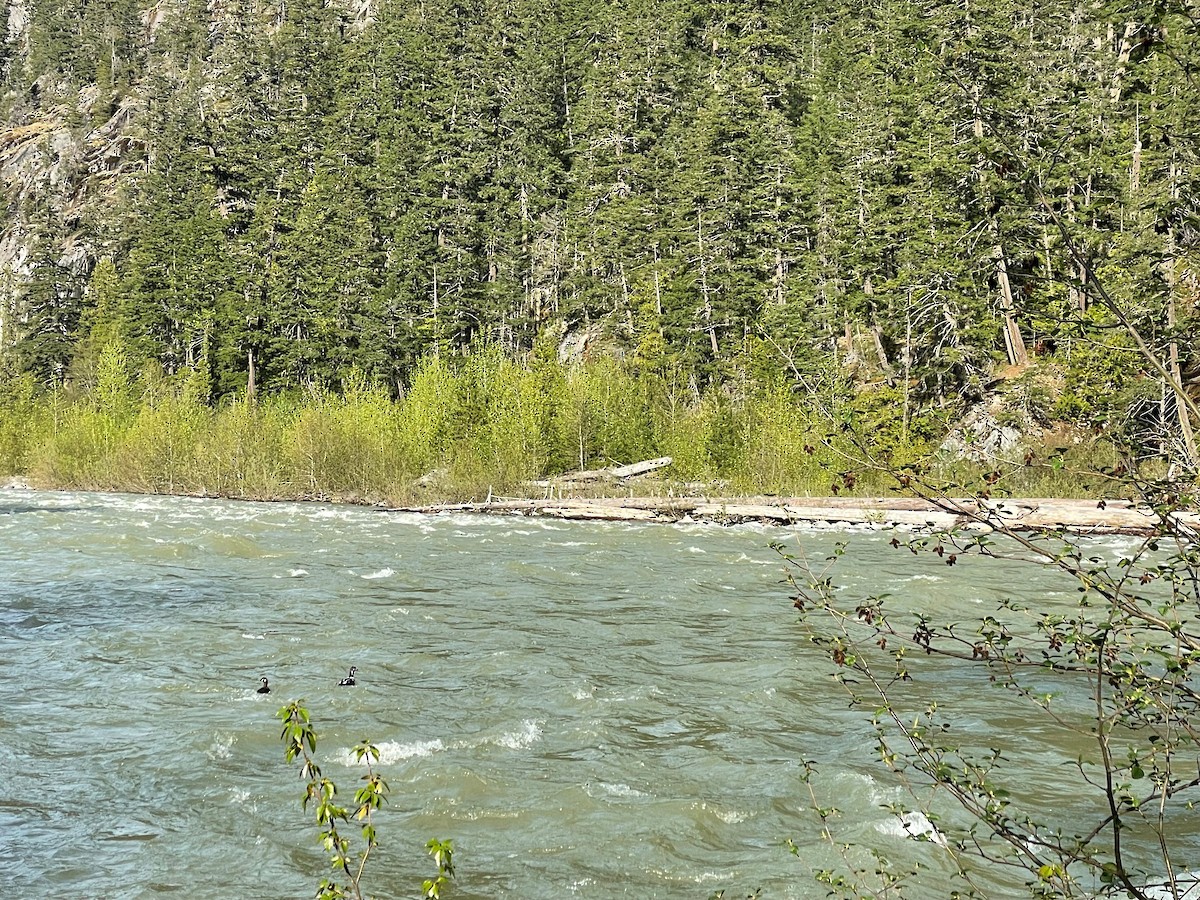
[610,457,673,478]
[556,456,673,482]
[541,504,659,521]
[555,469,609,483]
[383,496,1195,534]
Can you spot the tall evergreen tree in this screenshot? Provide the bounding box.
[14,217,84,384]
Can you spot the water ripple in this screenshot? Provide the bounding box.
[0,487,1177,899]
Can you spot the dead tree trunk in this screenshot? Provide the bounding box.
[995,242,1029,367]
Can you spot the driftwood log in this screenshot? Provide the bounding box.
[553,457,673,483]
[387,496,1196,534]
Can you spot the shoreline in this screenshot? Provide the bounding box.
[1,478,1183,534]
[391,495,1177,534]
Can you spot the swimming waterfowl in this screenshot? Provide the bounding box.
[257,677,271,694]
[337,666,358,686]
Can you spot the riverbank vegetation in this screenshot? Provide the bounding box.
[0,341,1125,504]
[1,0,1197,498]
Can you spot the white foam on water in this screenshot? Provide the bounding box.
[488,719,542,749]
[379,512,431,527]
[597,685,660,704]
[289,568,309,577]
[308,508,348,520]
[334,738,446,767]
[694,802,749,824]
[573,686,594,700]
[592,782,646,798]
[863,776,901,806]
[875,810,948,848]
[241,633,265,640]
[207,733,236,761]
[361,567,395,579]
[686,546,707,554]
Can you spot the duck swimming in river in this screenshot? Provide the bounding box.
[337,666,357,686]
[257,677,271,694]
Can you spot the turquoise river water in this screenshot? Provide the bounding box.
[0,489,1186,898]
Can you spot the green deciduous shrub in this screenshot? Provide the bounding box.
[276,701,456,900]
[0,365,46,475]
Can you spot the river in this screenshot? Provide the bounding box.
[0,489,1185,898]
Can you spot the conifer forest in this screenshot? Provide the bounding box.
[0,0,1197,498]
